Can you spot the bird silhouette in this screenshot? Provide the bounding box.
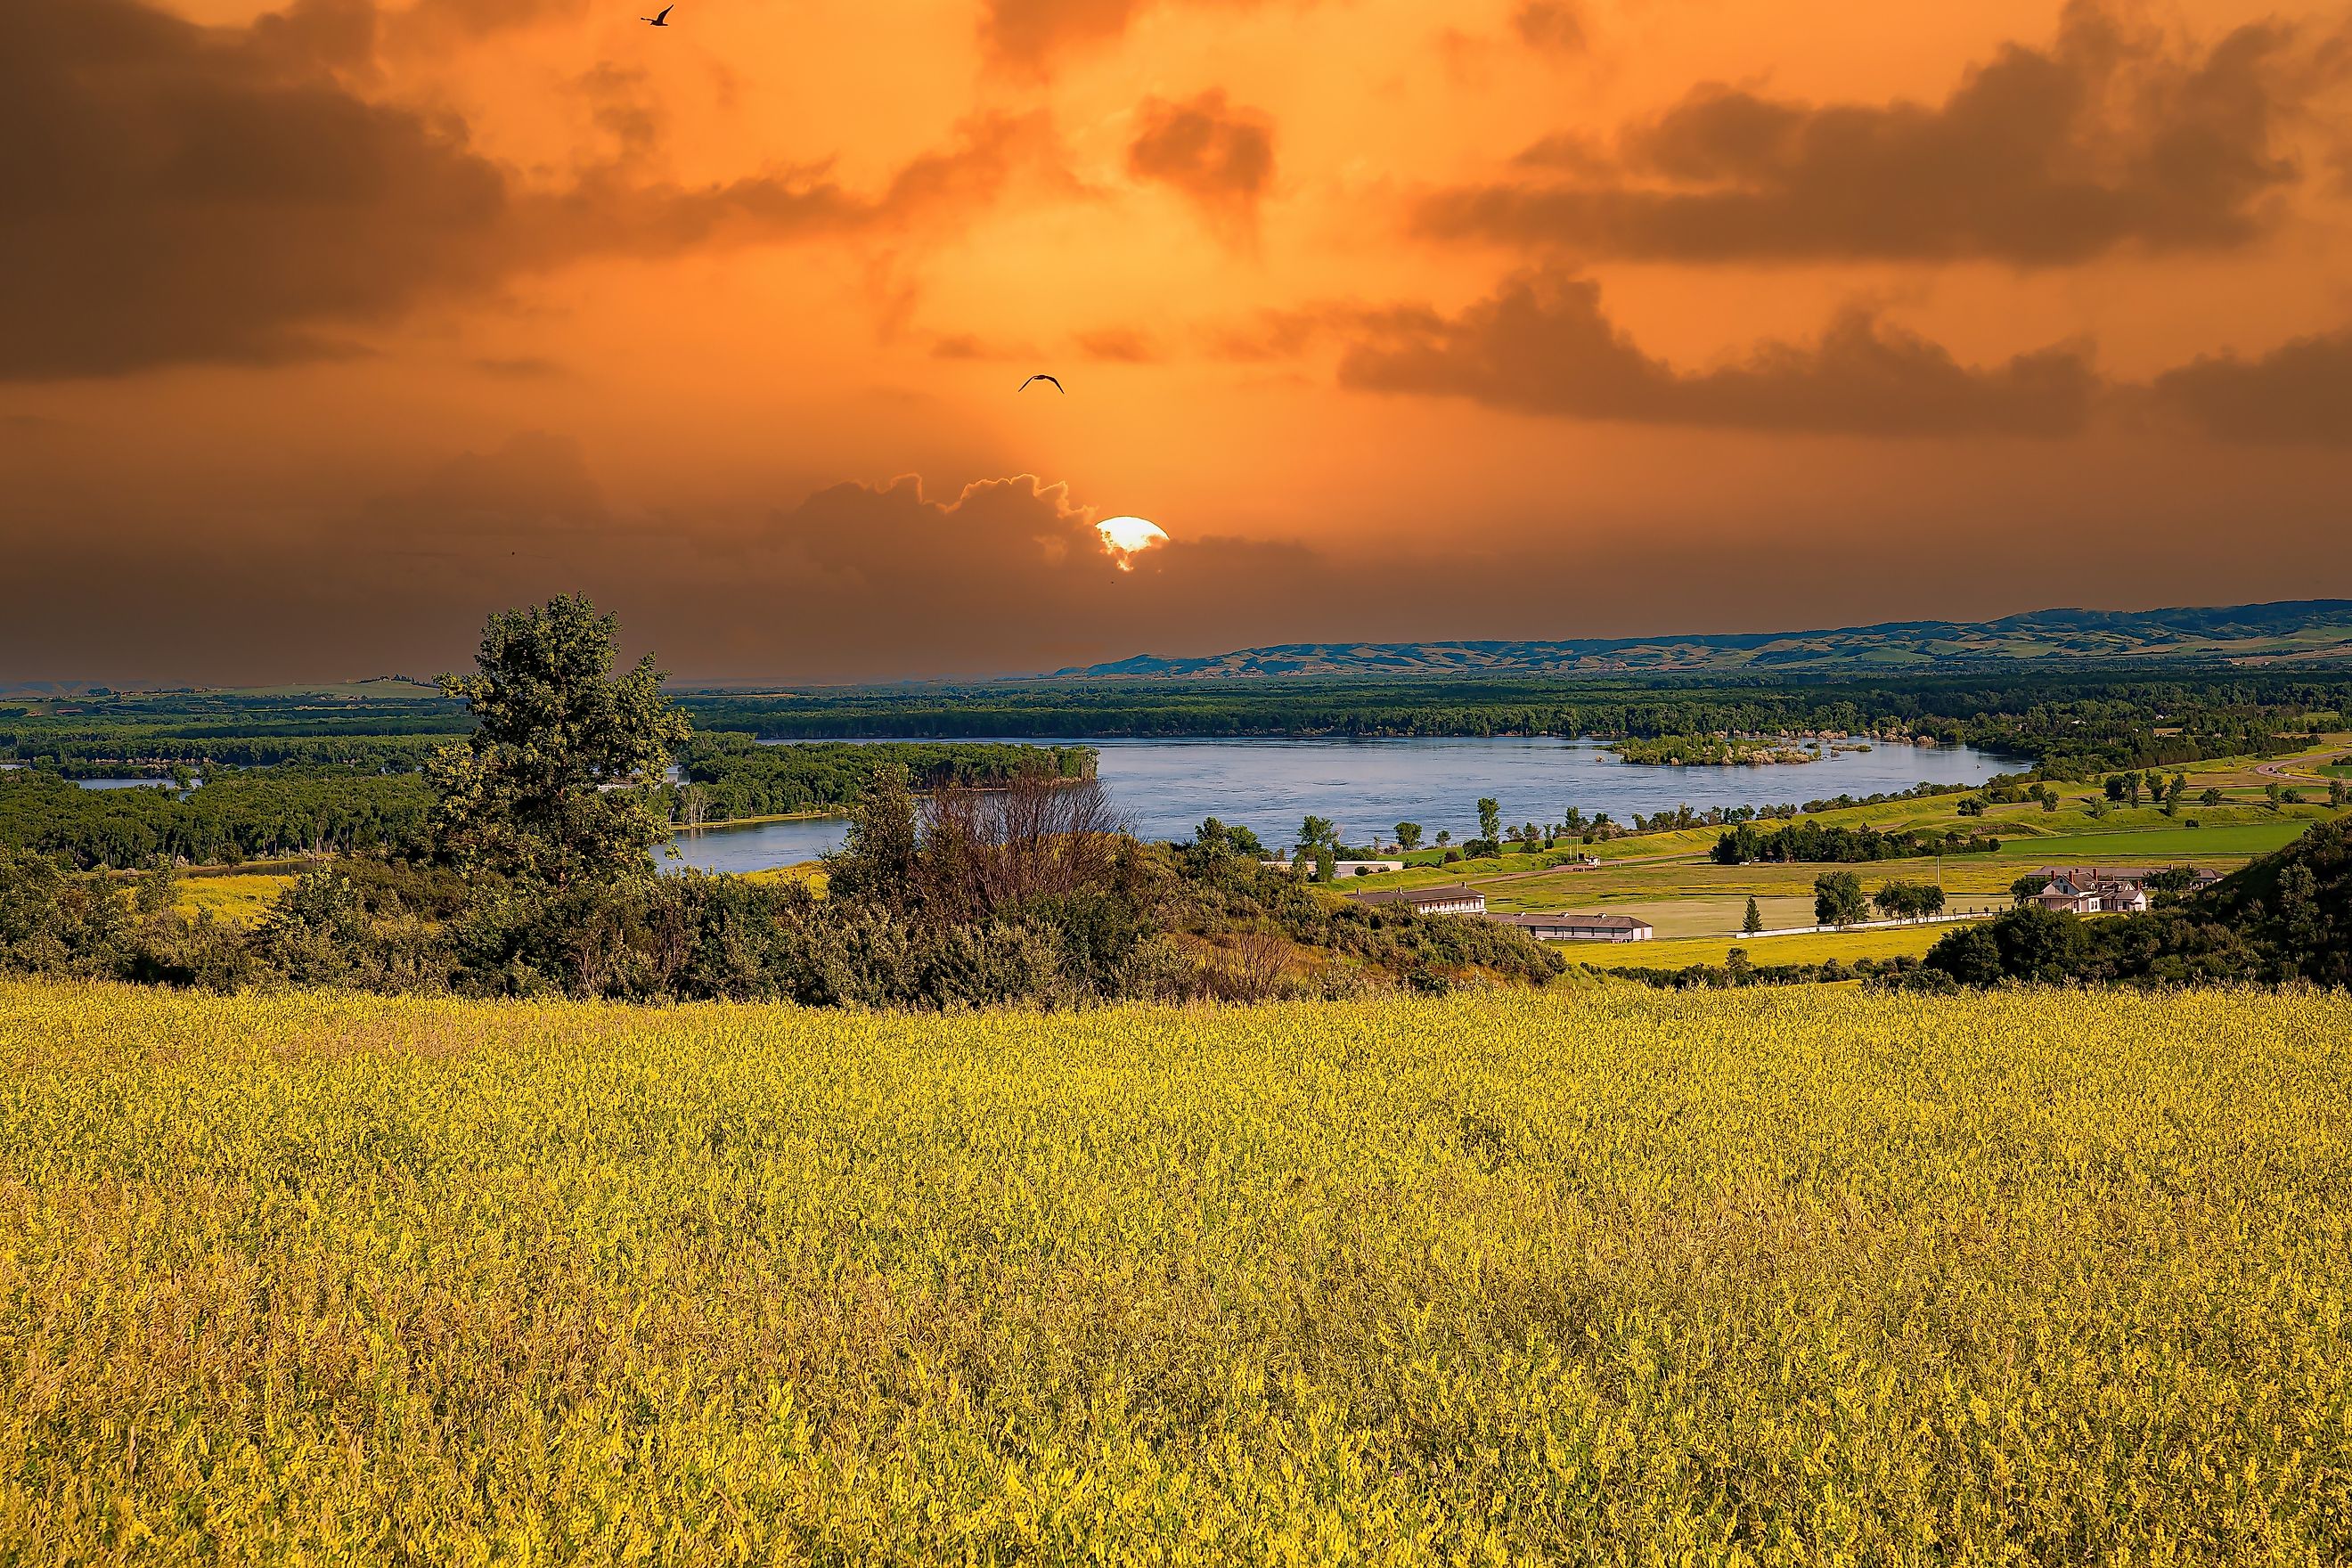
[641,4,674,24]
[1019,374,1066,394]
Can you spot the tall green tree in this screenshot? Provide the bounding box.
[1743,896,1763,935]
[823,763,919,911]
[1477,798,1501,843]
[428,595,690,888]
[1394,822,1423,852]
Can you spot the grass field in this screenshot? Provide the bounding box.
[1575,921,1956,971]
[2,980,2348,1563]
[1998,821,2316,862]
[171,870,298,927]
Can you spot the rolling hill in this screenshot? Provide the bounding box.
[1056,600,2352,679]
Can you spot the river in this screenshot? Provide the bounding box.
[661,736,2013,876]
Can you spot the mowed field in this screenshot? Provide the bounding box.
[1575,922,1956,971]
[2,982,2348,1563]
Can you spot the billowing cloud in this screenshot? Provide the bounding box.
[386,0,592,47]
[982,0,1151,65]
[361,432,608,544]
[1339,270,2098,437]
[0,0,1068,380]
[1416,2,2318,265]
[980,0,1304,73]
[1074,328,1162,363]
[1511,1,1585,54]
[2151,330,2352,446]
[1126,91,1276,245]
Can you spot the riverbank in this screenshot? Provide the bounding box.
[677,808,845,831]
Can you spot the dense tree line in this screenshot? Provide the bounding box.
[1712,821,2002,865]
[0,770,433,869]
[0,686,465,773]
[0,737,448,775]
[674,673,2346,775]
[675,737,1096,823]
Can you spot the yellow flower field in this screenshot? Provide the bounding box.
[1577,923,1955,971]
[1,980,2348,1564]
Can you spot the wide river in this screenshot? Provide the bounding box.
[662,736,2013,875]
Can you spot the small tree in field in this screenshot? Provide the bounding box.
[1815,871,1867,929]
[1477,798,1501,844]
[429,595,690,890]
[1743,897,1763,935]
[1395,823,1423,852]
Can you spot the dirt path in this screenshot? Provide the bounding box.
[2255,754,2334,783]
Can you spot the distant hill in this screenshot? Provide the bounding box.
[1054,600,2352,680]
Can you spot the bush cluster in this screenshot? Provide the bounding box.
[1925,817,2352,988]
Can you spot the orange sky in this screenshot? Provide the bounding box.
[5,0,2351,682]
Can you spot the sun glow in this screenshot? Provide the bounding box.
[1097,516,1168,567]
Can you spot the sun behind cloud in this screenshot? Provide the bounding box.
[1098,515,1169,567]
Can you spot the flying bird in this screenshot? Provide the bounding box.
[1018,375,1066,394]
[641,4,674,24]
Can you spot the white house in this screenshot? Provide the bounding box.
[1346,885,1489,917]
[1486,911,1654,943]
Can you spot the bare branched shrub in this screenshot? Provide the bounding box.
[1201,930,1297,1003]
[919,771,1129,922]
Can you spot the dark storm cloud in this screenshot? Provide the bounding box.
[1339,270,2098,437]
[1126,91,1277,244]
[1415,2,2320,265]
[0,0,1068,380]
[2150,330,2352,445]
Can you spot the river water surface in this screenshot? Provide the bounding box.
[662,736,2013,875]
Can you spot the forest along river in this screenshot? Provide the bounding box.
[660,736,2014,876]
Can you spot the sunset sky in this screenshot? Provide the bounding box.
[6,0,2351,682]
